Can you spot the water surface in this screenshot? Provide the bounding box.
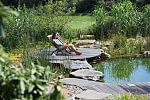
[94,57,150,84]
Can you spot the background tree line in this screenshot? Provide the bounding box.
[0,0,150,13]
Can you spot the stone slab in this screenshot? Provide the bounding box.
[60,78,103,89]
[60,78,126,95]
[78,44,97,49]
[74,90,112,100]
[60,78,114,94]
[61,78,150,99]
[63,60,92,70]
[70,69,104,81]
[80,35,95,39]
[76,40,96,45]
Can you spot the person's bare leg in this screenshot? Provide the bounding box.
[62,45,68,49]
[68,44,81,55]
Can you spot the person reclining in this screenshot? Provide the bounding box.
[48,32,82,55]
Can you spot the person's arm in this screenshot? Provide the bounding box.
[57,33,66,45]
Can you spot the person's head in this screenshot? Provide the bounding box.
[52,32,59,39]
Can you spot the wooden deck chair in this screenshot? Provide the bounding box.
[47,35,71,55]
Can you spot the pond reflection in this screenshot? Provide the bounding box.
[93,57,150,84]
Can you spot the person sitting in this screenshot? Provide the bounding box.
[48,32,82,55]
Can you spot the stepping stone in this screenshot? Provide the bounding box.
[78,44,97,48]
[60,78,126,95]
[70,69,104,81]
[74,90,112,100]
[80,35,95,39]
[76,40,96,46]
[60,78,104,90]
[63,60,92,70]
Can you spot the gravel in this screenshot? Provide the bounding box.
[62,84,85,99]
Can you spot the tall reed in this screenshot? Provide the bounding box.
[111,1,139,36]
[0,3,73,51]
[91,1,150,39]
[140,5,150,36]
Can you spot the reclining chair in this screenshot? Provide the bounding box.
[47,35,71,55]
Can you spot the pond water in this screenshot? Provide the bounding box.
[93,57,150,84]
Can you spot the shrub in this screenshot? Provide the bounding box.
[0,45,65,100]
[0,62,54,99]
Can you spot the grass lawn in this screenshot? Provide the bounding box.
[66,16,96,30]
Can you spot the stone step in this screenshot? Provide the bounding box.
[78,44,97,48]
[70,69,104,81]
[76,40,96,46]
[80,35,95,40]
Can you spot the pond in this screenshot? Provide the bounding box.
[93,57,150,84]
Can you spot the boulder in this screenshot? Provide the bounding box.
[140,51,150,57]
[143,51,150,57]
[101,47,108,52]
[100,52,111,60]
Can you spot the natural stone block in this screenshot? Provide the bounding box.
[75,90,112,100]
[70,69,104,81]
[63,60,93,70]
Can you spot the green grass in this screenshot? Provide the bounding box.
[115,93,148,100]
[66,16,96,30]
